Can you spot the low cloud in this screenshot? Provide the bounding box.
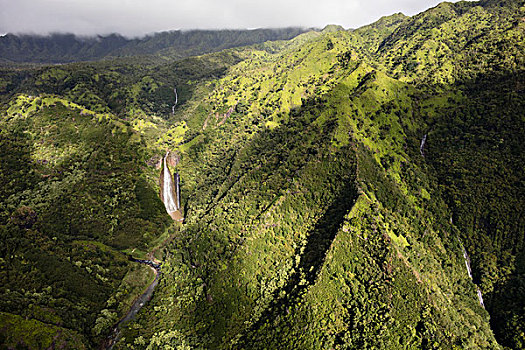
[0,0,463,37]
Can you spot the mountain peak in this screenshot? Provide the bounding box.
[321,24,345,33]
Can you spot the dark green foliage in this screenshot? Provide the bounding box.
[426,70,525,349]
[0,50,243,118]
[0,33,129,64]
[0,311,88,349]
[0,28,308,64]
[0,99,170,347]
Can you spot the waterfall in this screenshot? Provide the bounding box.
[162,153,178,213]
[477,287,485,307]
[461,245,473,278]
[459,239,485,308]
[172,87,178,115]
[175,173,180,209]
[420,134,427,157]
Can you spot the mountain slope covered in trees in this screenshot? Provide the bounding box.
[0,0,523,349]
[0,28,307,64]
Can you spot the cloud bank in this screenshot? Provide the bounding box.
[0,0,464,37]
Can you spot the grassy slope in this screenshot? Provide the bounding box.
[369,1,525,347]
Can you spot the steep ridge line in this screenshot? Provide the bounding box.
[238,149,358,347]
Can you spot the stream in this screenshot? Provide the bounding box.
[461,244,473,278]
[103,259,161,349]
[103,152,180,348]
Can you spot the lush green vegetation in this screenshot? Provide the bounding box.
[0,0,523,349]
[0,95,171,348]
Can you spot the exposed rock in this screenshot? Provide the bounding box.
[167,151,180,168]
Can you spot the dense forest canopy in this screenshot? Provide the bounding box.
[0,28,308,64]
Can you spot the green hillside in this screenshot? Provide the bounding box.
[0,0,523,349]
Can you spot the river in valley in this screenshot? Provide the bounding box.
[103,151,181,348]
[103,260,161,349]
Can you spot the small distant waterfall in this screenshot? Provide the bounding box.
[459,239,485,308]
[461,245,473,278]
[161,153,179,213]
[172,87,178,115]
[420,134,427,157]
[477,287,485,307]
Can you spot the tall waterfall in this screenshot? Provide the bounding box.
[161,153,179,213]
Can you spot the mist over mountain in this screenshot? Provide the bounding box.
[0,28,308,64]
[0,0,523,349]
[0,0,454,37]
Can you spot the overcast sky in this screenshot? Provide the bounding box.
[0,0,466,37]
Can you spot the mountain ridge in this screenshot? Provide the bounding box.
[0,28,309,64]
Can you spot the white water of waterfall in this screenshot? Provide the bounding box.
[175,173,180,209]
[462,245,473,278]
[172,87,178,115]
[459,240,485,308]
[420,134,427,157]
[477,287,485,307]
[162,154,178,213]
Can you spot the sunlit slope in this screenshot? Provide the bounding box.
[121,1,522,348]
[115,3,524,346]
